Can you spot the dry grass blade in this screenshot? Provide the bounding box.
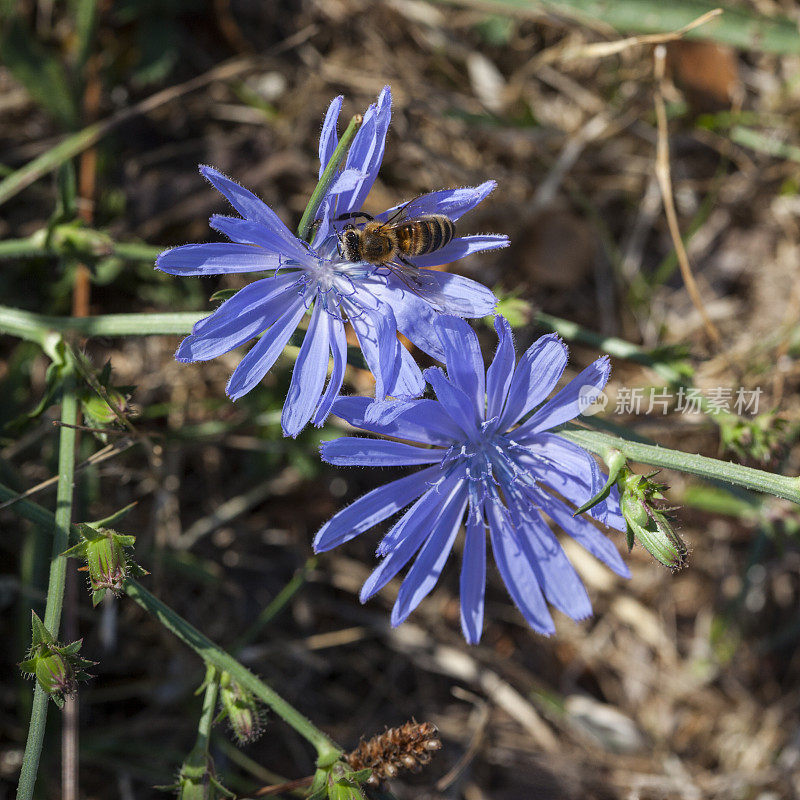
[539,8,723,64]
[653,44,722,346]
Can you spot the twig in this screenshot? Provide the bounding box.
[0,438,133,512]
[435,698,490,792]
[652,44,722,346]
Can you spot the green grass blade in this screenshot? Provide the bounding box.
[438,0,800,55]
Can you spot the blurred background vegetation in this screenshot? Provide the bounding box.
[2,1,800,798]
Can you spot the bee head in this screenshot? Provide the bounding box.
[339,225,362,262]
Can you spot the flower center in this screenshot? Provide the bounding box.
[295,237,379,314]
[440,429,530,505]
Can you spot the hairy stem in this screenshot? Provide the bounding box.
[0,304,203,341]
[123,579,341,765]
[560,425,800,505]
[296,113,362,242]
[16,371,79,800]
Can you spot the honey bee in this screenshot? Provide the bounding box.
[336,197,455,288]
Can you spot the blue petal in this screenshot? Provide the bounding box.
[435,316,485,419]
[514,356,611,437]
[412,270,498,317]
[343,292,399,401]
[176,276,299,362]
[507,499,593,621]
[391,483,469,625]
[390,340,426,399]
[376,468,465,556]
[200,166,306,256]
[486,499,555,635]
[513,433,624,530]
[460,508,487,644]
[499,334,567,429]
[331,396,463,446]
[424,367,480,438]
[528,486,630,578]
[322,437,443,467]
[313,311,347,426]
[376,181,497,223]
[311,196,333,250]
[328,168,366,194]
[225,299,306,400]
[156,243,282,276]
[209,215,311,262]
[337,86,391,215]
[319,95,343,177]
[360,474,464,602]
[486,316,515,421]
[282,304,331,437]
[366,270,496,361]
[411,234,509,269]
[313,466,439,552]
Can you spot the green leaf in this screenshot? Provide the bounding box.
[55,161,78,222]
[87,501,138,528]
[30,611,53,647]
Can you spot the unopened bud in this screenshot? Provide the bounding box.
[619,470,687,570]
[64,524,138,605]
[32,649,75,697]
[19,612,94,706]
[219,672,264,744]
[82,390,129,426]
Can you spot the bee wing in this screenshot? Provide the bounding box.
[378,193,438,227]
[376,260,445,308]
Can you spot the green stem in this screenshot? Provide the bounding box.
[0,480,341,765]
[0,304,203,340]
[559,425,800,505]
[16,371,79,800]
[123,578,341,765]
[0,235,162,262]
[196,665,220,755]
[296,113,363,242]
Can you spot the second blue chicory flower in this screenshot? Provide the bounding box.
[314,316,630,643]
[156,87,508,436]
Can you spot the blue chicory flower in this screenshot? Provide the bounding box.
[156,87,508,436]
[314,315,630,643]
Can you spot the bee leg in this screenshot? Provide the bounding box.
[335,211,374,222]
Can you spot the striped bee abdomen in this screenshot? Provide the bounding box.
[396,215,455,257]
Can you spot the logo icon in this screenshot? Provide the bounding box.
[578,386,608,416]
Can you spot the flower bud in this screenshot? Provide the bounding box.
[19,612,94,707]
[619,470,687,571]
[64,524,138,606]
[219,672,264,744]
[30,649,75,698]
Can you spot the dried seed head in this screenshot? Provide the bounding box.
[344,720,442,786]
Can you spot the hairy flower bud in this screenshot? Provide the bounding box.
[218,672,264,744]
[64,523,140,606]
[619,470,688,571]
[19,612,94,707]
